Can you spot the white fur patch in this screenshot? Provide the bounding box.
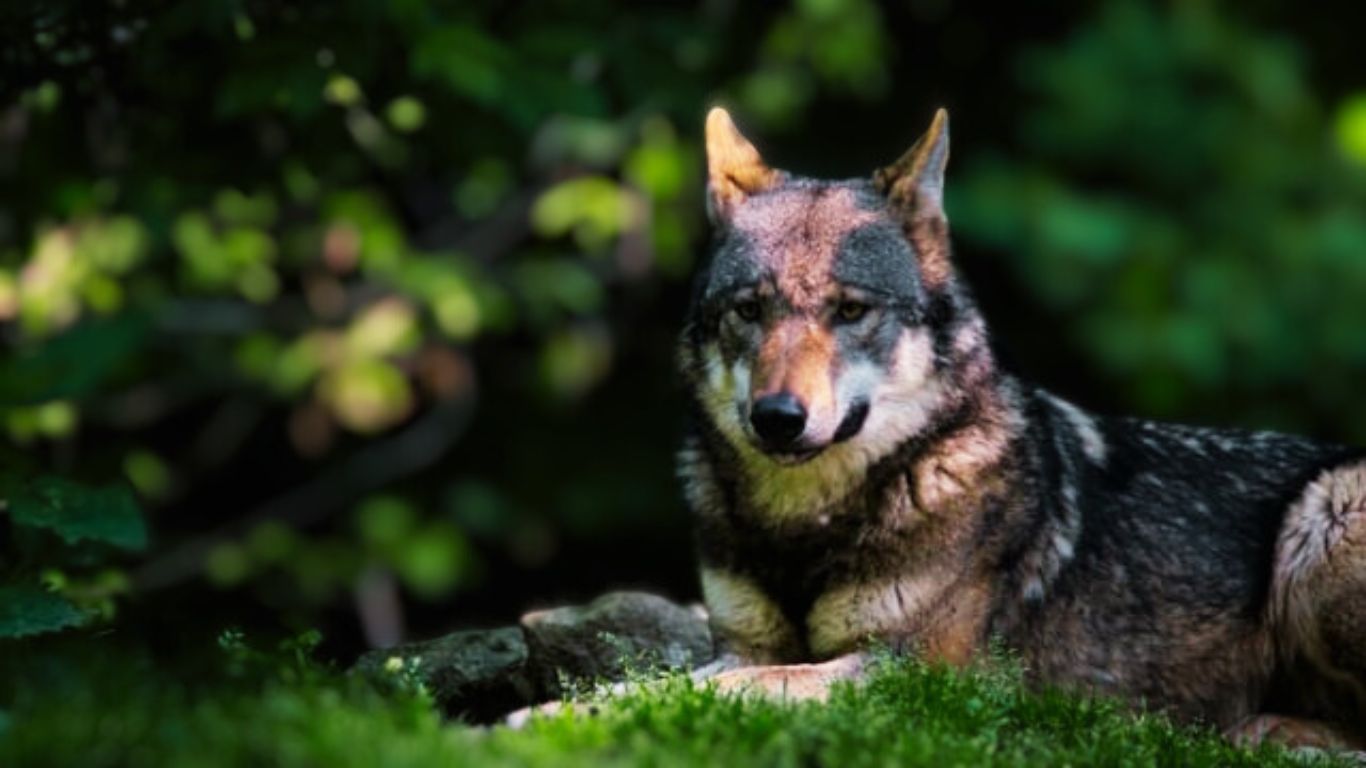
[1020,393,1092,602]
[677,440,722,514]
[1269,460,1366,661]
[699,330,943,523]
[1179,436,1207,457]
[1021,516,1082,604]
[1043,393,1107,465]
[1033,484,1083,597]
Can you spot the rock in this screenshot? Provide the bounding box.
[520,591,714,698]
[354,626,534,723]
[352,591,715,720]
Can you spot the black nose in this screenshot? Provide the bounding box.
[750,392,807,448]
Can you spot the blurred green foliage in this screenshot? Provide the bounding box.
[952,2,1366,437]
[0,0,896,634]
[0,474,146,637]
[2,0,1366,650]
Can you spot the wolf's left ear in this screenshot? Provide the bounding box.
[705,107,781,223]
[874,108,950,222]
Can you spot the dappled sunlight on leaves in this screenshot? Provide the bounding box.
[532,176,644,254]
[319,358,414,434]
[174,211,279,302]
[9,218,147,336]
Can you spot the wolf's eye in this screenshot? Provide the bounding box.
[734,300,761,323]
[836,301,869,323]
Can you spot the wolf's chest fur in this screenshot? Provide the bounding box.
[686,442,997,662]
[680,107,1366,732]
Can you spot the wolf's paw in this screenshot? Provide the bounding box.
[709,666,827,700]
[1227,713,1365,754]
[707,654,866,702]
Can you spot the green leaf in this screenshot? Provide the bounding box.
[0,585,86,639]
[0,314,148,406]
[4,476,148,552]
[1335,93,1366,165]
[531,176,639,251]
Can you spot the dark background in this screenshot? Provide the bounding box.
[6,0,1366,664]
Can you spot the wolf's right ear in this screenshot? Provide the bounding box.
[705,107,781,223]
[874,108,950,223]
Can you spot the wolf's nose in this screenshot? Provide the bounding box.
[750,393,807,448]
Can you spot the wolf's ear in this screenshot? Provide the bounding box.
[705,107,781,222]
[874,108,950,222]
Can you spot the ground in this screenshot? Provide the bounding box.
[0,637,1349,768]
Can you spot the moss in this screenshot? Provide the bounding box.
[0,645,1346,768]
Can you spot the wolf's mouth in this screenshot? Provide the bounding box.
[767,446,823,465]
[832,399,870,443]
[753,400,870,465]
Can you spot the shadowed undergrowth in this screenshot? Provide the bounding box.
[0,638,1344,768]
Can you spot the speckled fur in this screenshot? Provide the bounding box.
[678,108,1366,748]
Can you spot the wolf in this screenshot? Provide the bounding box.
[676,106,1366,750]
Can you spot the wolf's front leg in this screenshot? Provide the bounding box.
[704,653,869,702]
[692,570,875,700]
[698,568,807,664]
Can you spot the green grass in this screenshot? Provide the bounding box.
[0,640,1346,768]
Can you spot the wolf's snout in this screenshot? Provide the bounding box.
[750,392,807,448]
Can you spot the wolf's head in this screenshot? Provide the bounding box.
[681,108,998,518]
